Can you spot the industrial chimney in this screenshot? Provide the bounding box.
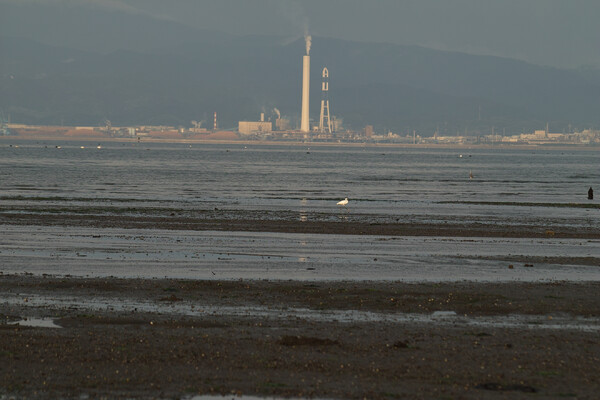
[300,35,311,133]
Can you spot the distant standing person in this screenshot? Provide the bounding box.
[588,187,594,200]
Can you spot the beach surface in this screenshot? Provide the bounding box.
[1,143,599,398]
[2,275,600,400]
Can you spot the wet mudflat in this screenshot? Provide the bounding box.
[1,275,600,399]
[0,213,599,400]
[1,145,600,398]
[2,208,600,239]
[2,224,599,282]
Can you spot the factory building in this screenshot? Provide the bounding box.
[275,118,291,131]
[239,113,272,135]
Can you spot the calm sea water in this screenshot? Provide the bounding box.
[1,140,598,219]
[1,140,599,281]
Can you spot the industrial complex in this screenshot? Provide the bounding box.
[2,36,600,146]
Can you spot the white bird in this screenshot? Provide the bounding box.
[337,198,349,206]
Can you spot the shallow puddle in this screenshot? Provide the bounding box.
[7,317,62,328]
[5,294,599,332]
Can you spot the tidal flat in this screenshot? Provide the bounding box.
[1,144,599,398]
[1,275,599,399]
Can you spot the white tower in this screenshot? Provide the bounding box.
[319,67,332,134]
[300,36,311,133]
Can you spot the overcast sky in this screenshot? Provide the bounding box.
[3,0,600,68]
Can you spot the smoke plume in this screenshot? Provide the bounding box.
[305,34,312,55]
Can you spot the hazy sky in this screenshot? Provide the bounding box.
[128,0,600,68]
[3,0,600,68]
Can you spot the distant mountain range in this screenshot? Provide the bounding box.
[1,2,600,135]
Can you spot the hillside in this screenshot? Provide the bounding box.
[1,3,599,134]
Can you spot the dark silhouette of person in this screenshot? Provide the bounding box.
[589,187,594,200]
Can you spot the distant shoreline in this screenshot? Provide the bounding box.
[2,134,599,151]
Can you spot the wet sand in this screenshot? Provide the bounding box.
[2,224,599,282]
[1,275,599,399]
[2,210,600,239]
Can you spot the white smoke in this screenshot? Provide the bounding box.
[273,108,281,119]
[305,34,312,55]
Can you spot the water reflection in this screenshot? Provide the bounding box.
[299,197,308,222]
[7,318,62,328]
[7,295,600,332]
[2,226,599,282]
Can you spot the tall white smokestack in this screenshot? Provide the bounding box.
[301,35,311,133]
